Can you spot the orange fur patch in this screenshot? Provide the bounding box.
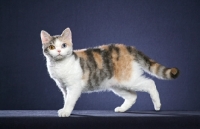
[99,45,109,50]
[74,50,88,60]
[113,44,133,81]
[150,63,160,75]
[171,68,178,75]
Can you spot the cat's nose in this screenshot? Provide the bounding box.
[57,50,61,53]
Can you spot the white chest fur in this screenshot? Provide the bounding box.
[46,56,82,87]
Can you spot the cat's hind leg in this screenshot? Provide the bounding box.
[112,87,137,113]
[134,78,161,111]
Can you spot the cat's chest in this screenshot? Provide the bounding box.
[48,64,67,79]
[46,59,82,85]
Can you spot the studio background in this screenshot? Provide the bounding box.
[0,0,199,111]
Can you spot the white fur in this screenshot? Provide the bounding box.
[44,39,161,117]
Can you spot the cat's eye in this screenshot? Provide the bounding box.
[49,45,55,50]
[61,43,67,48]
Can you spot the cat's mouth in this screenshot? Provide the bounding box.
[57,54,63,57]
[54,54,64,60]
[54,52,71,60]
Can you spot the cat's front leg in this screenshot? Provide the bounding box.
[59,87,67,102]
[58,86,82,117]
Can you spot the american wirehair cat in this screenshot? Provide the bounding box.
[40,28,179,117]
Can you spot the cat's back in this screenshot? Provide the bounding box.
[74,44,137,59]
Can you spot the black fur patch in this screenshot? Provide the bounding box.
[93,48,101,53]
[79,57,85,73]
[85,49,97,88]
[170,68,180,79]
[102,48,113,79]
[126,46,133,54]
[72,52,78,60]
[136,50,151,70]
[113,45,120,60]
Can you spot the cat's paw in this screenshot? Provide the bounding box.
[154,104,161,111]
[58,108,70,117]
[114,107,126,113]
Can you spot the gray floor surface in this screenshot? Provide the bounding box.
[1,110,200,117]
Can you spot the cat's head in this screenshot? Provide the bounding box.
[40,28,73,61]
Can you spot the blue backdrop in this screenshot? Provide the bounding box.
[0,0,200,111]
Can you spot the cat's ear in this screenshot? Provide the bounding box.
[40,30,51,44]
[61,28,72,42]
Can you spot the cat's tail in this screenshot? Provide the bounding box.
[136,50,179,80]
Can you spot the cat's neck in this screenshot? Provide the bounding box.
[46,54,77,67]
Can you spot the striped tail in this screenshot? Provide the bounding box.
[136,50,179,80]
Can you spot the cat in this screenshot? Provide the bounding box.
[40,27,179,117]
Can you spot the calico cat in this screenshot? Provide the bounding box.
[40,28,179,117]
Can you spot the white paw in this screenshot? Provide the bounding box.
[114,107,126,113]
[154,104,161,111]
[58,108,71,117]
